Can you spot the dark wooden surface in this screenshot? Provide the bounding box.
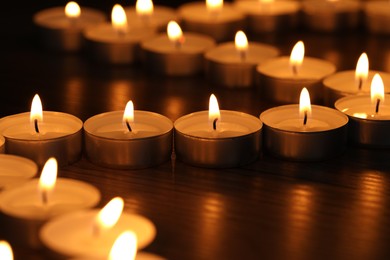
[3,1,390,259]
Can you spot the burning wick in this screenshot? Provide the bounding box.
[303,111,308,126]
[126,120,132,132]
[213,118,218,131]
[357,77,363,91]
[292,65,298,76]
[375,99,380,114]
[34,119,40,134]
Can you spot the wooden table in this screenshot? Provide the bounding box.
[2,1,390,259]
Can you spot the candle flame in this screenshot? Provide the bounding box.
[136,0,154,16]
[123,101,134,132]
[206,0,223,13]
[209,94,220,130]
[95,197,124,233]
[290,41,305,75]
[109,231,137,260]
[0,241,13,260]
[65,1,81,19]
[235,30,248,56]
[30,94,43,133]
[167,21,184,46]
[38,158,58,204]
[371,73,385,109]
[355,52,369,89]
[112,4,128,35]
[299,87,311,120]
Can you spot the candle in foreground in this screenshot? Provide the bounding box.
[40,197,156,259]
[0,94,83,167]
[0,154,37,191]
[178,0,245,42]
[335,74,390,147]
[84,4,156,64]
[205,30,280,88]
[257,41,336,104]
[0,158,100,248]
[84,100,173,169]
[141,21,215,76]
[174,94,262,168]
[33,1,106,51]
[260,88,348,161]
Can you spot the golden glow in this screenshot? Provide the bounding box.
[109,231,137,260]
[95,197,124,232]
[65,2,81,18]
[136,0,154,16]
[167,21,183,44]
[38,158,58,203]
[290,41,305,74]
[355,53,369,88]
[30,94,43,130]
[235,30,248,53]
[209,94,221,129]
[371,73,385,104]
[112,4,128,35]
[260,0,274,3]
[206,0,223,13]
[352,113,368,119]
[0,241,13,260]
[299,87,312,118]
[123,101,134,125]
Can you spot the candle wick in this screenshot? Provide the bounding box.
[41,190,48,205]
[213,118,218,131]
[126,120,132,132]
[240,51,247,62]
[34,119,40,134]
[175,39,182,50]
[303,111,308,126]
[358,77,363,91]
[92,223,100,237]
[376,99,381,114]
[292,65,298,76]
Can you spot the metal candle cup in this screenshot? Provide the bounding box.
[260,105,349,161]
[364,1,390,34]
[0,179,100,249]
[257,57,336,104]
[178,2,245,42]
[141,33,215,76]
[84,110,173,169]
[301,0,361,32]
[0,112,83,167]
[335,94,390,148]
[33,6,106,52]
[174,110,262,168]
[0,154,37,191]
[233,0,300,34]
[205,42,280,88]
[323,71,390,107]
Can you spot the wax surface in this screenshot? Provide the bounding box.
[84,110,173,140]
[175,110,262,138]
[260,105,348,132]
[0,154,37,190]
[40,210,156,258]
[205,42,279,64]
[234,1,299,15]
[178,2,243,23]
[0,179,100,220]
[124,6,177,30]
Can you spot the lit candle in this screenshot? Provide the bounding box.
[233,0,300,34]
[140,21,215,76]
[323,53,390,106]
[84,100,173,169]
[0,154,37,191]
[260,88,348,161]
[257,41,336,104]
[0,241,13,260]
[0,94,83,167]
[83,4,156,64]
[40,197,156,259]
[335,73,390,147]
[177,0,245,42]
[33,1,106,51]
[0,158,100,248]
[204,30,279,88]
[174,94,262,168]
[364,1,390,34]
[123,0,177,32]
[301,0,361,32]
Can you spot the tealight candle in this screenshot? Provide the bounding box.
[141,21,215,76]
[257,41,336,104]
[233,0,300,34]
[301,0,361,32]
[204,30,279,88]
[40,197,156,259]
[323,53,390,106]
[260,88,348,161]
[124,0,177,32]
[0,94,83,167]
[174,94,262,168]
[364,0,390,34]
[33,1,106,51]
[335,74,390,147]
[83,4,156,64]
[84,100,173,169]
[178,0,246,42]
[0,158,100,249]
[0,154,37,191]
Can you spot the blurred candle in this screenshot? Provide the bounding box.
[0,241,13,260]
